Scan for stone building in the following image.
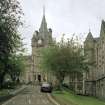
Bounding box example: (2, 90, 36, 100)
(22, 56, 32, 83)
(23, 9, 53, 84)
(84, 20, 105, 99)
(22, 8, 105, 99)
(31, 10, 53, 83)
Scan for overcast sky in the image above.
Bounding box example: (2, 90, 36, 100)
(19, 0, 105, 54)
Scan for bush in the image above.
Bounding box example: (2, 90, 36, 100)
(3, 81, 15, 89)
(62, 83, 69, 89)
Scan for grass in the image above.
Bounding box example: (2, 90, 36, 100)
(0, 89, 13, 104)
(0, 89, 10, 97)
(52, 89, 105, 105)
(0, 84, 21, 97)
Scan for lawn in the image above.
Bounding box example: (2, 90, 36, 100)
(0, 89, 10, 97)
(52, 89, 105, 105)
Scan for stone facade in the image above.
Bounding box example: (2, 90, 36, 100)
(24, 10, 53, 84)
(22, 56, 32, 83)
(84, 20, 105, 99)
(23, 10, 105, 99)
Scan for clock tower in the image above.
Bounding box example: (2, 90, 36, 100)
(31, 8, 52, 83)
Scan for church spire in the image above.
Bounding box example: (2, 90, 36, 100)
(43, 5, 45, 16)
(100, 20, 105, 38)
(86, 30, 93, 41)
(39, 6, 48, 33)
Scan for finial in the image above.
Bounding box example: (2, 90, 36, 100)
(89, 28, 91, 32)
(43, 5, 45, 16)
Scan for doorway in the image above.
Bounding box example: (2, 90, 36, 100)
(38, 74, 41, 82)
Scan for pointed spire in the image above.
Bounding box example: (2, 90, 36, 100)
(39, 6, 48, 33)
(86, 30, 93, 41)
(43, 5, 45, 16)
(100, 20, 105, 37)
(89, 28, 91, 32)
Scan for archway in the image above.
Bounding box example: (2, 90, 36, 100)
(37, 74, 41, 82)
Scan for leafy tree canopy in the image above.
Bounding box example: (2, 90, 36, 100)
(41, 35, 89, 87)
(0, 0, 24, 88)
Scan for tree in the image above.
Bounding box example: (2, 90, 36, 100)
(7, 54, 25, 83)
(41, 35, 89, 89)
(0, 0, 23, 88)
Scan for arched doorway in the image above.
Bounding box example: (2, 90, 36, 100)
(37, 74, 41, 82)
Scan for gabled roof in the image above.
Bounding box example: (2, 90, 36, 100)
(85, 31, 94, 41)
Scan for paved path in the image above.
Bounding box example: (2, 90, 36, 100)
(3, 85, 54, 105)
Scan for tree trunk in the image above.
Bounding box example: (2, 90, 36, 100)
(16, 77, 20, 83)
(56, 74, 65, 90)
(11, 74, 16, 82)
(69, 74, 71, 89)
(0, 72, 5, 89)
(75, 73, 78, 92)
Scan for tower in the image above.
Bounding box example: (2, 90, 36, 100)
(84, 31, 96, 96)
(31, 8, 52, 83)
(84, 31, 95, 63)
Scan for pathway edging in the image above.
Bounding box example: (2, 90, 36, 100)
(2, 85, 27, 105)
(47, 93, 61, 105)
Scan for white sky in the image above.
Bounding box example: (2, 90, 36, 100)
(19, 0, 105, 54)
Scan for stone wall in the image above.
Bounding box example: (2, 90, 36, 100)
(84, 20, 105, 99)
(96, 78, 105, 99)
